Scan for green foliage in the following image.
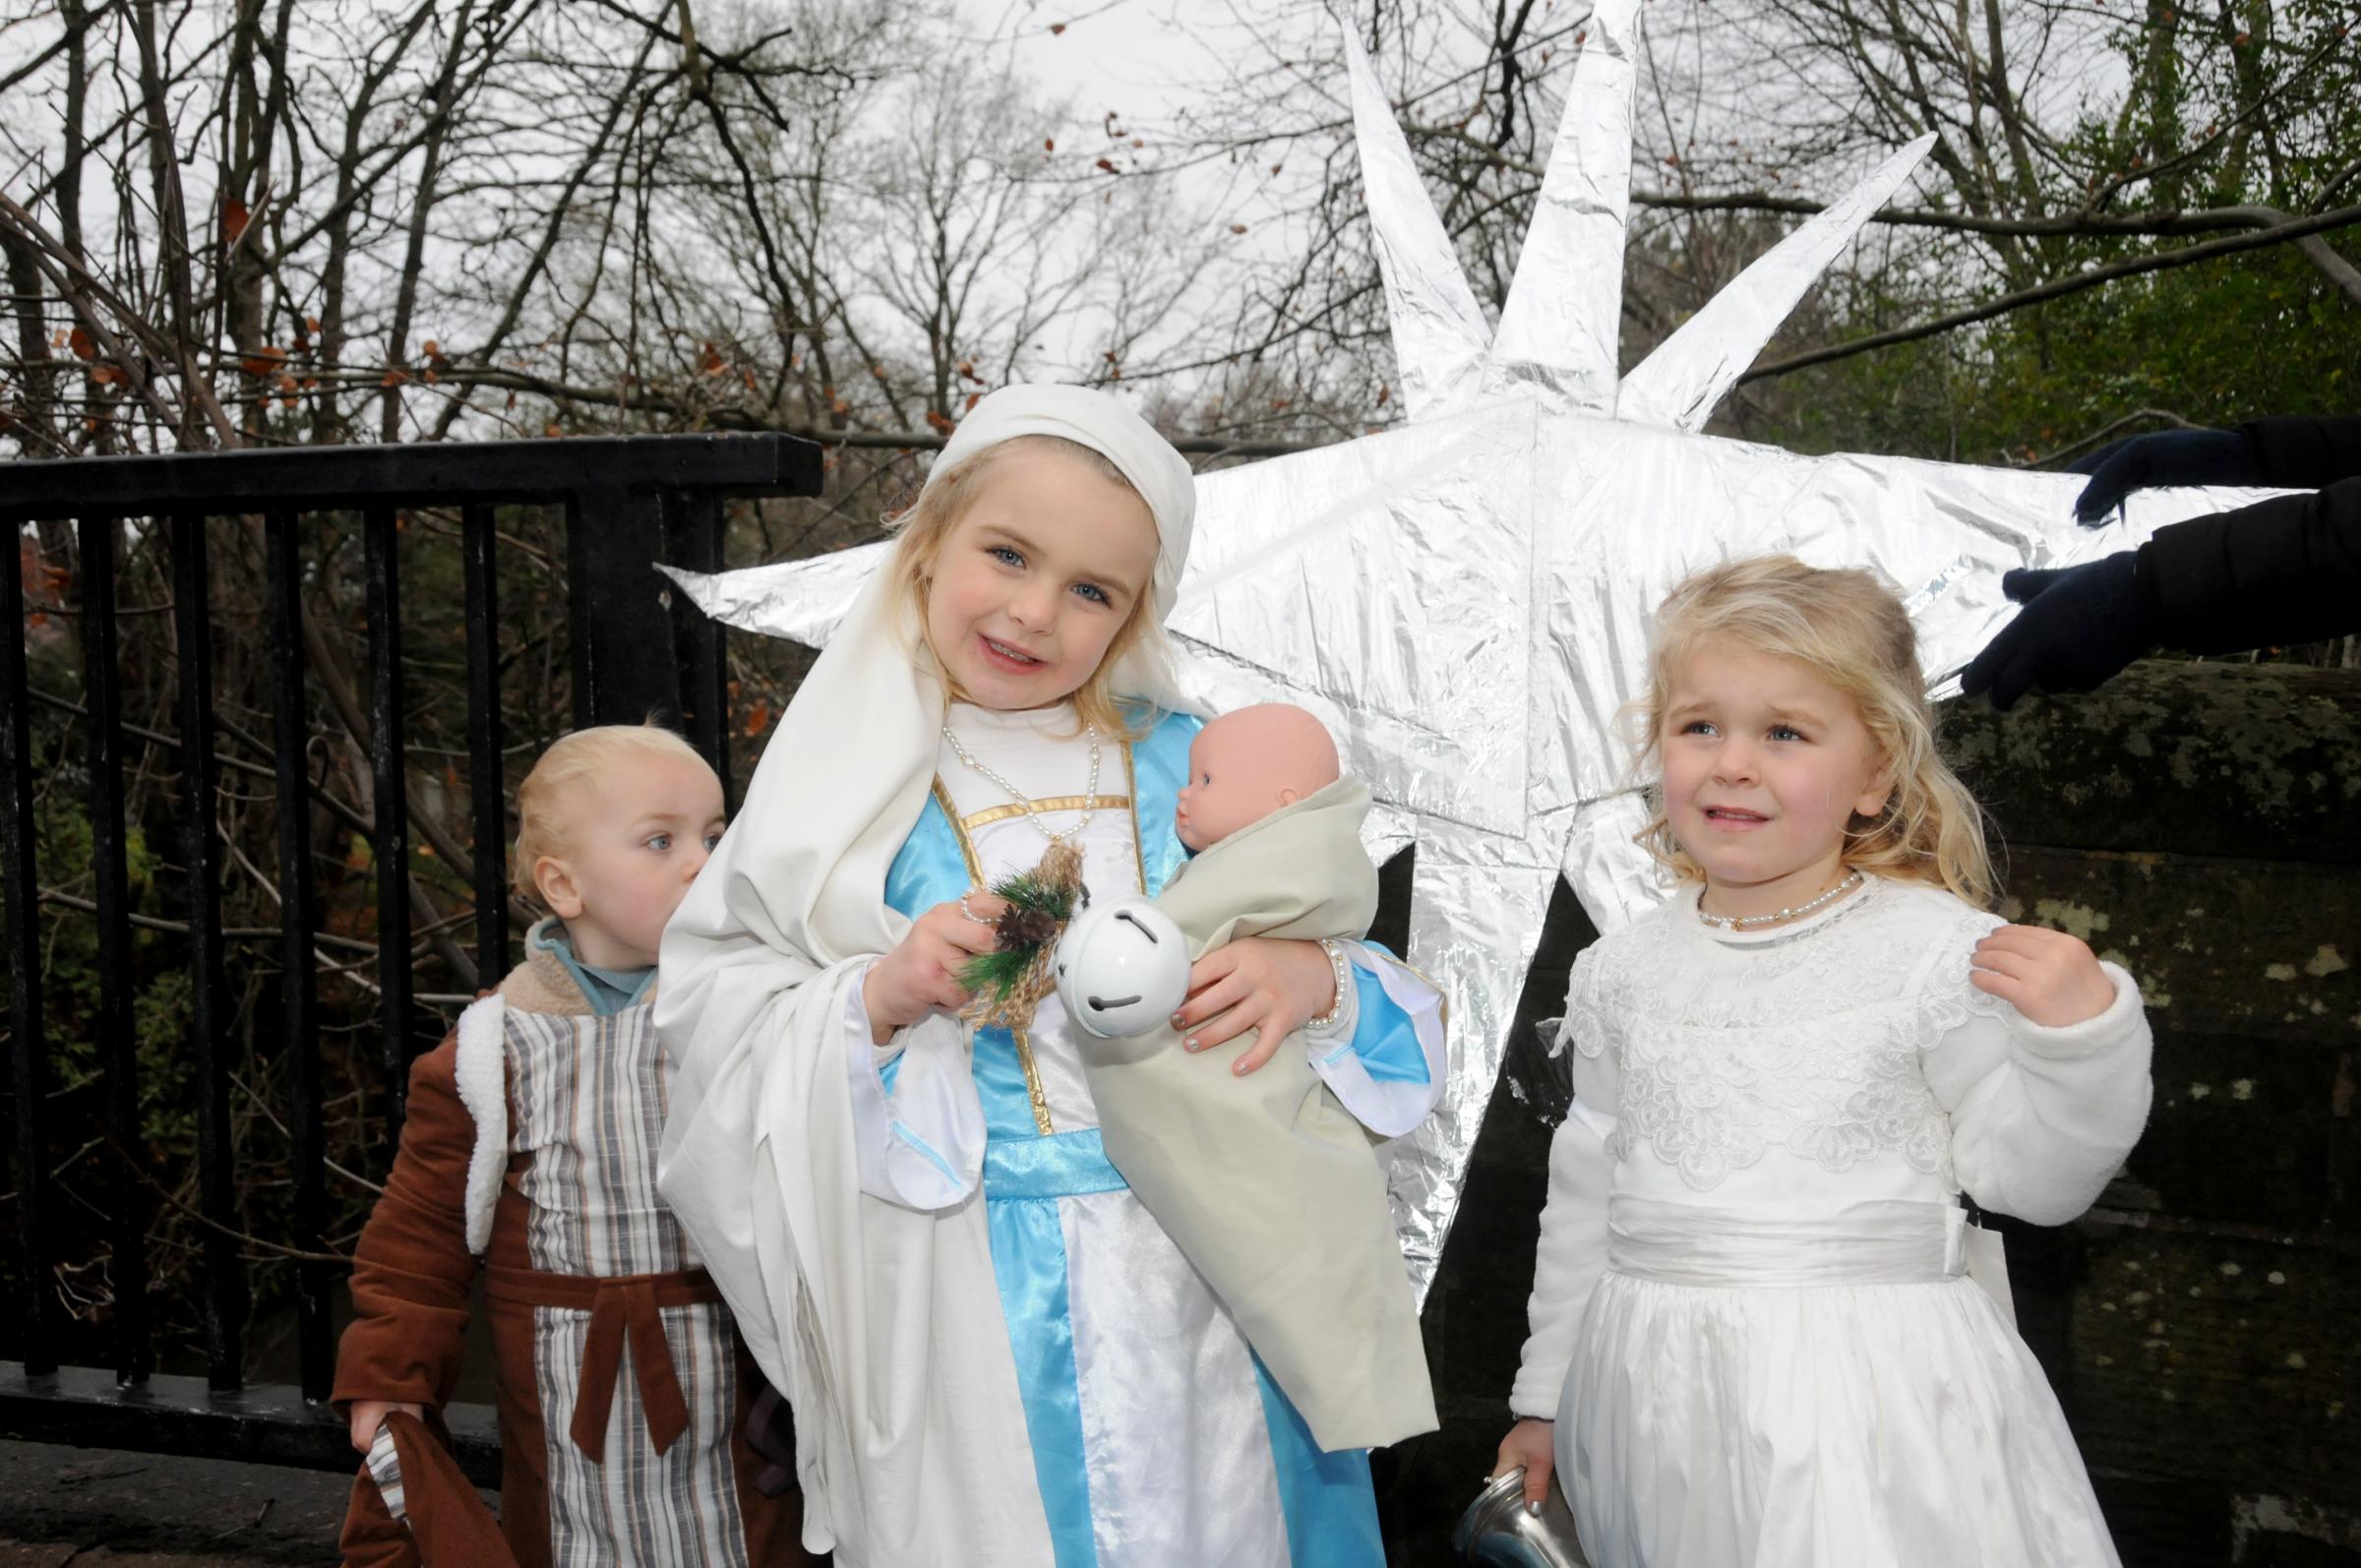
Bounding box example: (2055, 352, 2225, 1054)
(991, 864, 1079, 925)
(1747, 0, 2361, 468)
(958, 946, 1038, 998)
(1765, 244, 2360, 468)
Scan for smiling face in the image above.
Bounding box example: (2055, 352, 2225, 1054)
(532, 750, 727, 970)
(1659, 640, 1894, 919)
(919, 446, 1161, 714)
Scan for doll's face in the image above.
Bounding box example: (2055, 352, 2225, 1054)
(531, 750, 726, 970)
(1175, 706, 1340, 852)
(922, 447, 1159, 713)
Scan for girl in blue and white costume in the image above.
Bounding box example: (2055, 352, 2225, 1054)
(655, 386, 1445, 1568)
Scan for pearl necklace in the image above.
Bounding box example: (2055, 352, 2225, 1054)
(939, 718, 1102, 848)
(1696, 868, 1865, 932)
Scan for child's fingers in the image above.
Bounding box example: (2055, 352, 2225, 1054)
(1970, 943, 2041, 984)
(1176, 969, 1252, 1034)
(1987, 924, 2087, 963)
(926, 964, 970, 1011)
(1975, 928, 2042, 964)
(1230, 1012, 1289, 1075)
(1968, 965, 2025, 1005)
(927, 906, 1005, 956)
(1489, 1422, 1555, 1507)
(1184, 945, 1241, 996)
(1183, 1002, 1258, 1055)
(1522, 1454, 1554, 1510)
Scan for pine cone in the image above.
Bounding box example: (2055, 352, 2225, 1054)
(996, 906, 1061, 952)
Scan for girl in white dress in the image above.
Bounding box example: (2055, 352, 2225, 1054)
(655, 386, 1445, 1567)
(1493, 555, 2151, 1568)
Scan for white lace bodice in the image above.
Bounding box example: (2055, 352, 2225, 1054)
(1564, 876, 2010, 1202)
(1513, 873, 2153, 1420)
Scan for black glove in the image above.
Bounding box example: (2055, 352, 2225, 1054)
(2069, 427, 2250, 524)
(1960, 552, 2150, 711)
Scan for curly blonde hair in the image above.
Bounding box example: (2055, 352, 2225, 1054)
(511, 723, 714, 909)
(882, 433, 1173, 741)
(1631, 554, 1995, 907)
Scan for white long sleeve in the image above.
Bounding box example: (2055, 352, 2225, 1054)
(1304, 941, 1449, 1138)
(1510, 953, 1621, 1421)
(1922, 960, 2153, 1226)
(840, 966, 987, 1211)
(1509, 1096, 1617, 1419)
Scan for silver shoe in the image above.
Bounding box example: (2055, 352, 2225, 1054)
(1452, 1469, 1591, 1567)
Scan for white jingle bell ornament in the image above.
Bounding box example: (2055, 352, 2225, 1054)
(1054, 893, 1191, 1039)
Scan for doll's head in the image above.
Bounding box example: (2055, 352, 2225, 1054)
(1632, 555, 1992, 907)
(886, 432, 1172, 737)
(514, 725, 726, 969)
(1175, 703, 1342, 853)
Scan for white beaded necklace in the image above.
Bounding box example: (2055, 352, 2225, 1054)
(939, 718, 1103, 848)
(1696, 868, 1865, 932)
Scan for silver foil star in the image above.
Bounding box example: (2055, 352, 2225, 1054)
(666, 0, 2278, 1298)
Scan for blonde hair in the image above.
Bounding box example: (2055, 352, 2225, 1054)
(1632, 555, 1995, 907)
(512, 723, 714, 909)
(883, 433, 1172, 741)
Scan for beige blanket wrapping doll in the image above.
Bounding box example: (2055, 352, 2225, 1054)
(1081, 705, 1436, 1452)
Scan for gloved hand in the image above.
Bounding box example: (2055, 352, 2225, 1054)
(1961, 552, 2150, 711)
(2068, 427, 2250, 524)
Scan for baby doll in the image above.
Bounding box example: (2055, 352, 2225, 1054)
(1075, 702, 1437, 1452)
(332, 725, 806, 1568)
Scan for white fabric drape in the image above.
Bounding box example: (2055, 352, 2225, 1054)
(654, 387, 1196, 1564)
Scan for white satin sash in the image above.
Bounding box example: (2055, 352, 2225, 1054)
(1607, 1196, 2012, 1316)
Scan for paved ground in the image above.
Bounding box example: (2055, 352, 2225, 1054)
(0, 1440, 357, 1566)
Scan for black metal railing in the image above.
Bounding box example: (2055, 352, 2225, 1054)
(0, 434, 820, 1478)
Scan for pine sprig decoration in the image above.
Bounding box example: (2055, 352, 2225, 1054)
(958, 839, 1086, 1030)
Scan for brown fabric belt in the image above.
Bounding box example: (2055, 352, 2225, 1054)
(485, 1263, 722, 1462)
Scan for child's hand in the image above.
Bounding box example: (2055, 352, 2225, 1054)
(1491, 1417, 1556, 1511)
(1175, 937, 1337, 1076)
(348, 1399, 424, 1454)
(861, 895, 1008, 1045)
(1970, 924, 2117, 1027)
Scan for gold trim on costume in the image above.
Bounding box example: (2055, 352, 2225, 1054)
(958, 796, 1132, 833)
(933, 776, 1055, 1136)
(1120, 738, 1148, 894)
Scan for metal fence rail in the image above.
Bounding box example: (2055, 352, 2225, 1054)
(0, 433, 821, 1479)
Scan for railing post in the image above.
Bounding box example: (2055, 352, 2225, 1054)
(568, 487, 682, 730)
(264, 512, 331, 1405)
(77, 514, 149, 1386)
(663, 489, 732, 805)
(362, 507, 412, 1135)
(1, 525, 56, 1375)
(170, 513, 246, 1392)
(462, 503, 509, 985)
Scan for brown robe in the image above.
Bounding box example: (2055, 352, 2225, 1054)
(332, 938, 815, 1566)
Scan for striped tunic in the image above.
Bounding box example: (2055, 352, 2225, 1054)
(502, 1001, 749, 1566)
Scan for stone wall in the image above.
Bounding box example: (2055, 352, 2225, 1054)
(1382, 659, 2361, 1566)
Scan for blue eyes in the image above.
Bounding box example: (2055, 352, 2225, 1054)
(704, 831, 723, 851)
(647, 833, 673, 852)
(985, 542, 1113, 606)
(1677, 721, 1808, 743)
